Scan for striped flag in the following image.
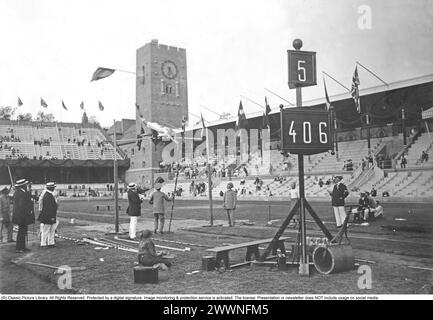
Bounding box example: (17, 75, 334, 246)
(323, 78, 332, 111)
(235, 100, 248, 131)
(17, 97, 23, 107)
(98, 101, 104, 111)
(262, 97, 271, 129)
(200, 113, 207, 139)
(91, 67, 115, 82)
(351, 66, 361, 113)
(80, 101, 84, 110)
(62, 100, 68, 110)
(41, 98, 48, 108)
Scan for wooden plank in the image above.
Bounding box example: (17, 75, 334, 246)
(206, 237, 291, 253)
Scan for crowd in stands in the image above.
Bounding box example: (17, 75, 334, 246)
(33, 138, 51, 146)
(0, 135, 21, 143)
(421, 150, 429, 163)
(189, 181, 207, 196)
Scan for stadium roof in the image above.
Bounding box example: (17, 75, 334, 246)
(188, 73, 433, 131)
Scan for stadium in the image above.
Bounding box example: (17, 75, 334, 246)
(1, 3, 433, 299)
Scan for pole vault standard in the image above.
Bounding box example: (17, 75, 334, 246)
(260, 39, 333, 276)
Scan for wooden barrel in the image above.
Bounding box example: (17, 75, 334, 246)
(312, 245, 354, 274)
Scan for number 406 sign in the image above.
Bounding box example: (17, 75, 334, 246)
(281, 108, 332, 155)
(287, 50, 317, 89)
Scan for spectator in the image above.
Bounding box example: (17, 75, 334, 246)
(400, 155, 407, 168)
(371, 187, 377, 197)
(223, 182, 237, 227)
(421, 150, 429, 163)
(0, 186, 14, 242)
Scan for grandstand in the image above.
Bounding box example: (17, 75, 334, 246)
(1, 76, 432, 202)
(153, 75, 433, 201)
(0, 120, 129, 186)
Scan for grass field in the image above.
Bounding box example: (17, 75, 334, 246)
(1, 198, 432, 295)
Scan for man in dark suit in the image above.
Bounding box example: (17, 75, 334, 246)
(127, 183, 142, 240)
(12, 179, 35, 252)
(38, 182, 58, 247)
(328, 176, 349, 228)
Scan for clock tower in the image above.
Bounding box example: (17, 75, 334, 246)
(126, 39, 188, 185)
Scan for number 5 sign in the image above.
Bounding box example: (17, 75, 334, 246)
(287, 50, 317, 89)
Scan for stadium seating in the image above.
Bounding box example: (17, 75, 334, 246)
(404, 133, 433, 167)
(0, 122, 124, 160)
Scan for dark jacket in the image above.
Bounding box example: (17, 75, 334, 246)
(127, 190, 142, 217)
(37, 191, 58, 224)
(12, 188, 35, 226)
(331, 183, 349, 207)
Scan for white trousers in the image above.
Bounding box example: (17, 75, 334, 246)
(129, 216, 138, 239)
(40, 221, 58, 246)
(333, 206, 347, 227)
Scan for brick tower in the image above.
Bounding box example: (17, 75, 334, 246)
(126, 39, 188, 185)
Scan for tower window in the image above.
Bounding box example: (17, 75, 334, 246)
(165, 84, 173, 94)
(175, 81, 179, 97)
(161, 79, 164, 95)
(141, 66, 145, 85)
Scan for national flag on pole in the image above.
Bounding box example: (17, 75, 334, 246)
(41, 98, 48, 108)
(235, 100, 248, 131)
(17, 97, 23, 107)
(351, 66, 361, 113)
(200, 113, 207, 139)
(323, 78, 332, 111)
(62, 100, 68, 110)
(262, 97, 271, 129)
(91, 67, 115, 82)
(137, 125, 145, 150)
(98, 101, 104, 111)
(181, 116, 186, 135)
(80, 101, 84, 110)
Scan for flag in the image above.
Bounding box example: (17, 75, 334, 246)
(80, 101, 84, 110)
(17, 97, 23, 107)
(135, 103, 144, 118)
(235, 100, 248, 131)
(41, 98, 48, 108)
(98, 101, 104, 111)
(262, 97, 271, 129)
(62, 100, 68, 110)
(323, 78, 332, 111)
(200, 113, 207, 139)
(181, 116, 186, 137)
(137, 125, 145, 150)
(351, 66, 361, 113)
(91, 67, 115, 82)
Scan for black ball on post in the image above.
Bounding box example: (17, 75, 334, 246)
(293, 39, 303, 50)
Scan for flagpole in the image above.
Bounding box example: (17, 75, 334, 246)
(200, 105, 222, 118)
(356, 61, 389, 86)
(113, 119, 119, 233)
(114, 69, 136, 75)
(206, 126, 214, 226)
(264, 88, 295, 106)
(240, 95, 265, 110)
(322, 71, 352, 92)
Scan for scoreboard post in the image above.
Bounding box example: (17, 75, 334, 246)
(262, 39, 333, 276)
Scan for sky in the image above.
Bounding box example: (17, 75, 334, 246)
(0, 0, 432, 127)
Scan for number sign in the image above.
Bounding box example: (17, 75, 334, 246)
(281, 108, 332, 155)
(287, 50, 317, 89)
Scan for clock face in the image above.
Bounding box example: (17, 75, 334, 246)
(161, 60, 178, 79)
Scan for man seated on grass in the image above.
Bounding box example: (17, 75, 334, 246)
(137, 230, 172, 270)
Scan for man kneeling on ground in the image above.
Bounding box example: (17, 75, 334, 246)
(352, 191, 383, 225)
